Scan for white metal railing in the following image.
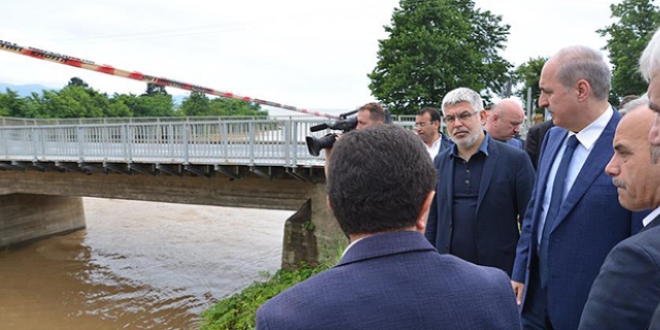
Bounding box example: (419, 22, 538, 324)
(0, 119, 416, 167)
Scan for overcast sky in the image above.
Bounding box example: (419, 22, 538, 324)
(0, 0, 617, 116)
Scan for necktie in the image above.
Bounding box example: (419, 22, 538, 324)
(539, 135, 579, 287)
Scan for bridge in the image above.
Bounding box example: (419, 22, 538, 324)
(0, 115, 415, 268)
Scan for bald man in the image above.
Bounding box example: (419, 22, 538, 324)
(485, 99, 525, 149)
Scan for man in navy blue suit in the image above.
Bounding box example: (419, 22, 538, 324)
(512, 46, 642, 330)
(425, 88, 534, 276)
(485, 99, 526, 150)
(579, 102, 660, 329)
(256, 124, 521, 330)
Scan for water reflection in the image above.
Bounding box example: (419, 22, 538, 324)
(0, 198, 289, 329)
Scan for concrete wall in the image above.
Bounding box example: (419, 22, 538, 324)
(0, 194, 85, 248)
(0, 170, 347, 266)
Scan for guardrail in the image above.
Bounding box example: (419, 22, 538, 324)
(0, 119, 416, 167)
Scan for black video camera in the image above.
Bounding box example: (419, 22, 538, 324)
(305, 110, 359, 156)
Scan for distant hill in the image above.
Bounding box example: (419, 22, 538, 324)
(0, 83, 56, 97)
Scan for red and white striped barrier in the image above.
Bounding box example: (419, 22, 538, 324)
(0, 39, 339, 119)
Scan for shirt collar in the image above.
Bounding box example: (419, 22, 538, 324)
(428, 135, 442, 149)
(341, 236, 366, 258)
(450, 131, 490, 158)
(643, 205, 660, 227)
(572, 105, 614, 150)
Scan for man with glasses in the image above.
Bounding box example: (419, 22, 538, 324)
(415, 107, 452, 160)
(425, 87, 534, 276)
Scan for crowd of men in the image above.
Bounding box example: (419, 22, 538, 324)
(254, 27, 660, 330)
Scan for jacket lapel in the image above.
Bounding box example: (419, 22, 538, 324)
(550, 111, 619, 232)
(476, 139, 498, 215)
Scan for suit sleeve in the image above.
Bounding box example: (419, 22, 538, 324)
(256, 306, 272, 330)
(424, 156, 442, 247)
(579, 240, 660, 329)
(515, 152, 535, 225)
(524, 126, 540, 169)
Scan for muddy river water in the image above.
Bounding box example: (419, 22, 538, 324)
(0, 198, 290, 329)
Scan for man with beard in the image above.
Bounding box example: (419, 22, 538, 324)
(425, 87, 534, 276)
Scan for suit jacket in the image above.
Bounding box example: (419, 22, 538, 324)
(507, 137, 524, 150)
(649, 298, 660, 330)
(579, 213, 660, 330)
(256, 231, 521, 330)
(512, 109, 644, 330)
(425, 135, 535, 275)
(525, 119, 555, 169)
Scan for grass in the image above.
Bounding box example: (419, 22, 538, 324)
(198, 263, 332, 330)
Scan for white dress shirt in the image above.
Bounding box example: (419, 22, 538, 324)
(643, 206, 660, 227)
(537, 106, 614, 247)
(425, 136, 442, 160)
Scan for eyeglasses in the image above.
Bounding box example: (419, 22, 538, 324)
(414, 122, 433, 128)
(445, 110, 479, 124)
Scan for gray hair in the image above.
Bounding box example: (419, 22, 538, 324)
(441, 87, 484, 114)
(554, 46, 611, 101)
(620, 97, 649, 116)
(640, 27, 660, 82)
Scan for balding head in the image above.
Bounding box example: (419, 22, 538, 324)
(485, 99, 525, 141)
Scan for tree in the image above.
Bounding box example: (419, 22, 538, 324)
(181, 91, 211, 116)
(368, 0, 511, 114)
(67, 77, 89, 88)
(514, 57, 547, 114)
(143, 82, 168, 96)
(0, 89, 27, 117)
(598, 0, 660, 104)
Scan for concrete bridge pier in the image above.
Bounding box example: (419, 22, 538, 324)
(281, 183, 347, 269)
(0, 194, 86, 248)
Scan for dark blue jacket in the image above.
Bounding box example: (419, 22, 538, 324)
(256, 231, 521, 330)
(513, 109, 643, 330)
(579, 213, 660, 330)
(425, 134, 535, 275)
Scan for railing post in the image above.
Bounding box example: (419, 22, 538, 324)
(249, 121, 255, 165)
(292, 120, 298, 166)
(77, 126, 84, 162)
(284, 120, 291, 166)
(31, 127, 38, 161)
(221, 121, 228, 163)
(183, 123, 189, 164)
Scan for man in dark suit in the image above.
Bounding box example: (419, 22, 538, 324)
(525, 119, 555, 169)
(256, 125, 521, 330)
(579, 103, 660, 329)
(485, 99, 527, 150)
(512, 46, 643, 330)
(425, 88, 535, 276)
(415, 107, 452, 161)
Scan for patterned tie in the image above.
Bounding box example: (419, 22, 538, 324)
(539, 135, 579, 287)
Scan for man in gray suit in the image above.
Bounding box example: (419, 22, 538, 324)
(579, 102, 660, 329)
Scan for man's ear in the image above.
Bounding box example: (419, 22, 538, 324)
(416, 191, 435, 234)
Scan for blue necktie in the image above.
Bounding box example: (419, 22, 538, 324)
(539, 135, 579, 287)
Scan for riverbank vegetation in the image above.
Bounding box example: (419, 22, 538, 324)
(199, 263, 331, 330)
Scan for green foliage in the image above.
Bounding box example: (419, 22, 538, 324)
(598, 0, 660, 104)
(368, 0, 512, 114)
(199, 263, 331, 330)
(0, 78, 268, 119)
(514, 57, 547, 114)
